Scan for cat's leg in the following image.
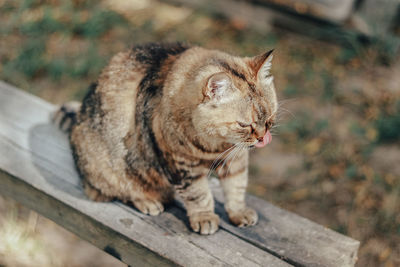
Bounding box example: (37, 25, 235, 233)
(220, 170, 258, 227)
(126, 168, 173, 216)
(175, 176, 220, 235)
(218, 151, 258, 227)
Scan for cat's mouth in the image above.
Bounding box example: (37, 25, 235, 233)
(254, 129, 272, 148)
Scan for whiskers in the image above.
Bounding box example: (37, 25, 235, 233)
(276, 98, 296, 121)
(207, 142, 247, 178)
(270, 98, 295, 137)
(269, 124, 281, 136)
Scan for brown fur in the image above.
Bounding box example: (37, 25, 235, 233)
(55, 43, 278, 234)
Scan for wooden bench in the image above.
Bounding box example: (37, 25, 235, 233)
(162, 0, 400, 57)
(0, 81, 360, 266)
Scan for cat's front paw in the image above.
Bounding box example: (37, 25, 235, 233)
(133, 199, 164, 216)
(189, 212, 220, 235)
(228, 207, 258, 227)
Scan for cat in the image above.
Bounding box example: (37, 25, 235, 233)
(53, 42, 277, 235)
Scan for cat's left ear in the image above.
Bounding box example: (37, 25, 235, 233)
(250, 49, 274, 84)
(204, 72, 232, 101)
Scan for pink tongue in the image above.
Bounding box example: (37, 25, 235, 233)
(255, 130, 272, 148)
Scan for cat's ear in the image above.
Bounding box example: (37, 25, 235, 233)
(204, 72, 232, 101)
(250, 49, 274, 84)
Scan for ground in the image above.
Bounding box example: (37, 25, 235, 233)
(0, 0, 399, 266)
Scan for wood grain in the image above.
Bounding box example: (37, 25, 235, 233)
(0, 81, 359, 266)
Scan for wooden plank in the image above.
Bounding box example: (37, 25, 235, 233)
(161, 0, 355, 26)
(0, 171, 176, 267)
(160, 0, 276, 32)
(212, 189, 360, 267)
(0, 81, 291, 267)
(255, 0, 355, 22)
(0, 81, 360, 266)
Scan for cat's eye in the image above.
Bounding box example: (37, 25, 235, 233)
(237, 121, 254, 132)
(237, 121, 251, 128)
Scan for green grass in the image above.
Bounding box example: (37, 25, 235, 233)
(19, 8, 65, 36)
(4, 38, 47, 78)
(1, 2, 128, 81)
(70, 8, 128, 38)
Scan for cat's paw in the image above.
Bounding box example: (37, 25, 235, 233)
(228, 207, 258, 227)
(189, 212, 220, 235)
(133, 199, 164, 216)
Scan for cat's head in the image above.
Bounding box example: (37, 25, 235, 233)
(192, 50, 277, 148)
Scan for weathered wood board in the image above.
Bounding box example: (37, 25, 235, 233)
(162, 0, 355, 26)
(249, 0, 355, 23)
(0, 81, 360, 266)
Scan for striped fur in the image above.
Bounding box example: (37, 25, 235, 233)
(57, 43, 278, 235)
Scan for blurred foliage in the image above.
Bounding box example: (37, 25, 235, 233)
(1, 0, 128, 82)
(375, 102, 400, 143)
(0, 0, 399, 266)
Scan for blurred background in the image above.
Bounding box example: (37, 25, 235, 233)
(0, 0, 399, 266)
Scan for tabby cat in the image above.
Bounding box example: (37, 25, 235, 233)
(54, 43, 277, 235)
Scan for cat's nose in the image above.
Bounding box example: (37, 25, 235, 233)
(257, 136, 264, 142)
(254, 128, 266, 140)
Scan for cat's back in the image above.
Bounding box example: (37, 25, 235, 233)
(74, 43, 192, 151)
(81, 51, 142, 143)
(73, 49, 146, 159)
(92, 42, 191, 114)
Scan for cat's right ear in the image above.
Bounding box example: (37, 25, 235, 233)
(250, 49, 274, 84)
(203, 72, 232, 101)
